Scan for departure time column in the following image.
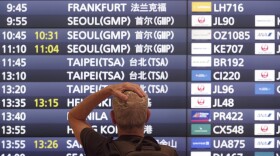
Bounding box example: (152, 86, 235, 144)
(0, 2, 29, 155)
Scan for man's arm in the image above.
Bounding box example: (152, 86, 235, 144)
(68, 82, 145, 144)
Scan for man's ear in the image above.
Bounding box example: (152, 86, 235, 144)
(110, 110, 117, 124)
(146, 109, 151, 122)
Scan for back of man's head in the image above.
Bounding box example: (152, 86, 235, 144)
(112, 91, 148, 130)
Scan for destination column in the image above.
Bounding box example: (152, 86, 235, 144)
(0, 0, 188, 155)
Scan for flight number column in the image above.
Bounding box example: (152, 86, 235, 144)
(188, 1, 253, 156)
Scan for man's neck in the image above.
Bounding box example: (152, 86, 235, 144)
(117, 128, 144, 137)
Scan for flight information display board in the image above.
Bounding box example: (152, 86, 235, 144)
(0, 0, 279, 156)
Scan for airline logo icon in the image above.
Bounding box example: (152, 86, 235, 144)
(191, 111, 211, 122)
(255, 84, 275, 95)
(255, 70, 275, 81)
(255, 152, 274, 156)
(191, 97, 211, 108)
(192, 15, 212, 27)
(191, 124, 211, 135)
(191, 56, 212, 67)
(255, 15, 275, 27)
(192, 2, 212, 12)
(255, 30, 275, 40)
(254, 110, 275, 121)
(191, 43, 212, 54)
(191, 29, 212, 40)
(255, 43, 275, 54)
(254, 138, 274, 148)
(254, 124, 275, 135)
(191, 138, 211, 149)
(191, 151, 211, 156)
(191, 70, 211, 81)
(191, 83, 211, 95)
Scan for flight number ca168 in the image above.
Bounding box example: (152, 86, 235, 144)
(213, 153, 244, 156)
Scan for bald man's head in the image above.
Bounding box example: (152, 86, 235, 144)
(112, 91, 148, 130)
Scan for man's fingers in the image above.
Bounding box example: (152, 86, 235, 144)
(114, 91, 128, 101)
(124, 83, 145, 97)
(134, 87, 145, 97)
(111, 82, 146, 99)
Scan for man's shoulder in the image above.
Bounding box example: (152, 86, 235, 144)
(113, 135, 178, 156)
(116, 135, 143, 141)
(159, 144, 178, 155)
(80, 128, 109, 156)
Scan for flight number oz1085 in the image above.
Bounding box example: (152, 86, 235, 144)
(213, 31, 250, 40)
